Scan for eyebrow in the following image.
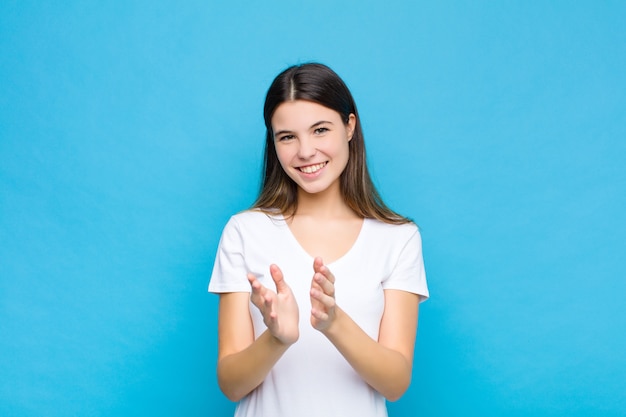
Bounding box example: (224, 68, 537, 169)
(274, 120, 334, 137)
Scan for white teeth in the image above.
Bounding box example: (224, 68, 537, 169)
(299, 162, 327, 174)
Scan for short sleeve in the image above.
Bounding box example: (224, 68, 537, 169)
(208, 217, 251, 293)
(382, 228, 429, 302)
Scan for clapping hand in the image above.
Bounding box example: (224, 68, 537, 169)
(310, 257, 337, 331)
(248, 264, 299, 345)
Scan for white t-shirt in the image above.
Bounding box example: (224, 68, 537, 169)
(209, 210, 429, 417)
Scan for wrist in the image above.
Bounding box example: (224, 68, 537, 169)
(320, 306, 344, 338)
(269, 331, 298, 348)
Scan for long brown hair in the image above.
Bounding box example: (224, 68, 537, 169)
(252, 63, 410, 225)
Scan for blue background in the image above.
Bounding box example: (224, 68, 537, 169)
(1, 1, 625, 416)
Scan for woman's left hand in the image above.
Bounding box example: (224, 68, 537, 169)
(310, 257, 337, 331)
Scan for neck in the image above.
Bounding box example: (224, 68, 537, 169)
(295, 183, 358, 219)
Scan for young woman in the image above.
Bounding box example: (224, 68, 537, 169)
(209, 63, 429, 417)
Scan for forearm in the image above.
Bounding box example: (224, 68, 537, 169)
(322, 307, 412, 401)
(217, 330, 292, 402)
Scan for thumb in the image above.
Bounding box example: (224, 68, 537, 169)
(269, 264, 289, 293)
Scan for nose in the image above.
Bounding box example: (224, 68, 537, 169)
(297, 137, 316, 160)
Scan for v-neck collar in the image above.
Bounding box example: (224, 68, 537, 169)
(276, 214, 368, 267)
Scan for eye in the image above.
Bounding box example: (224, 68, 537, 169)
(277, 134, 295, 142)
(314, 127, 329, 135)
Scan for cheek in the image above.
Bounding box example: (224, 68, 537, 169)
(274, 145, 294, 172)
(274, 144, 288, 164)
(338, 140, 351, 163)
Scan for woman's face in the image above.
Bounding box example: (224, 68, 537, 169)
(271, 100, 356, 196)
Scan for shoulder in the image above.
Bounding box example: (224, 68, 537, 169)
(226, 209, 282, 227)
(221, 210, 287, 241)
(365, 218, 420, 242)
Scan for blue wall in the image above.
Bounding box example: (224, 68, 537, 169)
(1, 1, 624, 416)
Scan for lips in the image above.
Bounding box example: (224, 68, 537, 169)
(297, 162, 328, 174)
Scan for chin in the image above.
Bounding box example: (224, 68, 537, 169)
(299, 186, 326, 195)
(298, 182, 336, 195)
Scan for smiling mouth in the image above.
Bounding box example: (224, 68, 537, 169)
(297, 162, 328, 174)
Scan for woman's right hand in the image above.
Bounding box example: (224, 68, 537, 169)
(217, 266, 299, 401)
(248, 264, 299, 345)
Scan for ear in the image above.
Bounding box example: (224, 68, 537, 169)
(346, 114, 356, 141)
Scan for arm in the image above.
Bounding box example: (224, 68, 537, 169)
(217, 265, 299, 402)
(310, 258, 419, 401)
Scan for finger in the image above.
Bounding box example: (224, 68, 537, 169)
(310, 287, 336, 308)
(311, 307, 329, 322)
(313, 257, 324, 274)
(248, 273, 264, 295)
(248, 273, 268, 307)
(313, 272, 335, 297)
(264, 294, 277, 319)
(310, 281, 323, 306)
(318, 264, 335, 284)
(269, 264, 290, 293)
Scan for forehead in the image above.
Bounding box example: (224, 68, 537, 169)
(271, 100, 342, 130)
